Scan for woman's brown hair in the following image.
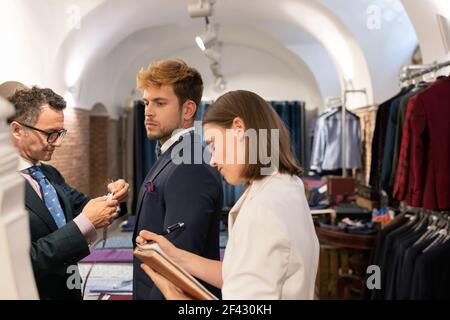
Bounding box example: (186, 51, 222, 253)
(203, 90, 303, 181)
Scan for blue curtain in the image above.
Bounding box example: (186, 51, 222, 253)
(132, 100, 157, 214)
(132, 100, 305, 211)
(270, 101, 306, 166)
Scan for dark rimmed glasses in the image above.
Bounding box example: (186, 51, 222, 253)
(19, 123, 67, 144)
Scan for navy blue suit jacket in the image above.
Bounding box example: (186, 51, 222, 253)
(132, 132, 223, 300)
(26, 164, 91, 300)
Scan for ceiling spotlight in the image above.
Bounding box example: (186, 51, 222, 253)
(204, 48, 221, 62)
(195, 24, 217, 51)
(188, 0, 214, 18)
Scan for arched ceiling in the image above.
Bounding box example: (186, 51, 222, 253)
(52, 0, 377, 114)
(79, 24, 327, 112)
(46, 0, 447, 115)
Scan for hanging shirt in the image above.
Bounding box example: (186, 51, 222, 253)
(310, 109, 362, 172)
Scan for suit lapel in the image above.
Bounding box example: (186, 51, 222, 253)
(133, 153, 172, 231)
(133, 133, 195, 237)
(227, 186, 250, 231)
(25, 182, 58, 232)
(147, 154, 173, 184)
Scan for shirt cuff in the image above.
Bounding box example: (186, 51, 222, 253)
(74, 213, 97, 246)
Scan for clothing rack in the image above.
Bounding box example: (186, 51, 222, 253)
(342, 89, 367, 177)
(324, 96, 342, 109)
(400, 60, 450, 82)
(403, 205, 450, 216)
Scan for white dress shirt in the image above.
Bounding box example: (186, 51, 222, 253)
(160, 127, 195, 155)
(222, 173, 320, 300)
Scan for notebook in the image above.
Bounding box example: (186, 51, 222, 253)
(134, 243, 218, 300)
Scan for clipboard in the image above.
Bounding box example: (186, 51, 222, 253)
(134, 243, 218, 300)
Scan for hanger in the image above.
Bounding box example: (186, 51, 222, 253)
(413, 213, 439, 246)
(412, 209, 429, 232)
(443, 214, 450, 243)
(422, 212, 450, 252)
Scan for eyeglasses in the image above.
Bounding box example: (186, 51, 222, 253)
(19, 123, 67, 144)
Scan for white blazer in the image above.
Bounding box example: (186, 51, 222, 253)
(222, 173, 319, 300)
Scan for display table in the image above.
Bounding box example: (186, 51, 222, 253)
(315, 225, 376, 300)
(80, 217, 133, 300)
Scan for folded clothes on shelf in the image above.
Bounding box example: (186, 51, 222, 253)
(308, 185, 330, 209)
(316, 215, 377, 235)
(338, 217, 377, 235)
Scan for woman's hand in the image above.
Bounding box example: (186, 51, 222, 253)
(136, 230, 182, 264)
(140, 264, 193, 300)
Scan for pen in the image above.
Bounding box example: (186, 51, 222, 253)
(161, 222, 185, 236)
(137, 222, 185, 246)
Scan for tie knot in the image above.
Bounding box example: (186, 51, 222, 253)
(155, 143, 162, 159)
(28, 166, 46, 182)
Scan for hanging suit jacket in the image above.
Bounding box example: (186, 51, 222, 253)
(409, 238, 450, 299)
(370, 86, 413, 192)
(26, 164, 91, 300)
(410, 77, 450, 210)
(132, 132, 223, 300)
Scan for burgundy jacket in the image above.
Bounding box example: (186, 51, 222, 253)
(410, 76, 450, 210)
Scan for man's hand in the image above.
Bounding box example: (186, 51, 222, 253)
(83, 196, 118, 229)
(107, 179, 129, 203)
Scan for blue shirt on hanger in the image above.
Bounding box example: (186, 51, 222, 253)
(310, 109, 362, 172)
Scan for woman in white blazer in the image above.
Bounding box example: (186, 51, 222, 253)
(137, 90, 320, 300)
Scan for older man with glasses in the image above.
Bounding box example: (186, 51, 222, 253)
(2, 84, 130, 300)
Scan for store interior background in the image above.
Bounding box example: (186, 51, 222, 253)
(1, 0, 450, 196)
(1, 0, 450, 299)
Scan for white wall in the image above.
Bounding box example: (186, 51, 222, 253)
(402, 0, 450, 74)
(321, 0, 419, 104)
(288, 43, 341, 100)
(0, 0, 49, 86)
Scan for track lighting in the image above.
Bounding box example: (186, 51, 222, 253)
(188, 0, 226, 91)
(214, 76, 226, 91)
(188, 0, 214, 18)
(210, 62, 222, 77)
(204, 48, 221, 62)
(195, 24, 217, 51)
